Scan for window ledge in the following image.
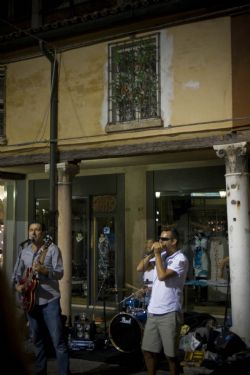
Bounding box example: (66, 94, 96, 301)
(0, 136, 7, 145)
(106, 118, 163, 133)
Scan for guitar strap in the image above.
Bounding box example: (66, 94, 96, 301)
(31, 242, 50, 274)
(37, 245, 49, 265)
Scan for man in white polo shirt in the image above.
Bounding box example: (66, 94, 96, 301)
(141, 228, 189, 375)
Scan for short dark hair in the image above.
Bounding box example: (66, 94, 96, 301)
(29, 222, 46, 232)
(165, 227, 179, 243)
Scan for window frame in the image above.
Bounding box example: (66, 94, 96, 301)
(106, 33, 162, 133)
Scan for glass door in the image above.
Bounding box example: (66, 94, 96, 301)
(91, 195, 117, 307)
(71, 197, 89, 304)
(0, 184, 5, 268)
(95, 216, 115, 300)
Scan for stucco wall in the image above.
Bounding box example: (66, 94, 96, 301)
(59, 44, 107, 138)
(171, 17, 232, 128)
(6, 57, 50, 144)
(5, 17, 232, 148)
(231, 13, 250, 127)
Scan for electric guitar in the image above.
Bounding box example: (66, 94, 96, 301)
(20, 266, 39, 313)
(20, 235, 52, 313)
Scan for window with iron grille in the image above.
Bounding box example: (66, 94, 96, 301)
(0, 66, 6, 143)
(107, 34, 161, 131)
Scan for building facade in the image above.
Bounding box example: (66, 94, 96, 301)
(1, 0, 250, 343)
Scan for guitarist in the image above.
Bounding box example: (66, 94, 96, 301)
(13, 222, 70, 375)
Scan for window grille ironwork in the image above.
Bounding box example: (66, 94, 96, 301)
(0, 66, 6, 138)
(108, 34, 160, 125)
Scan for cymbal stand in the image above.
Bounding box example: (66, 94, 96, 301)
(91, 276, 106, 322)
(102, 290, 108, 337)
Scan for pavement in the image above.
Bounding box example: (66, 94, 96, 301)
(26, 335, 151, 374)
(24, 306, 250, 374)
(36, 356, 215, 375)
(26, 336, 214, 375)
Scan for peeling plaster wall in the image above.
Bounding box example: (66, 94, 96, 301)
(59, 43, 107, 138)
(171, 17, 232, 128)
(5, 17, 232, 147)
(6, 57, 50, 144)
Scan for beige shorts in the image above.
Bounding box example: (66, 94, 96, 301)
(141, 311, 182, 357)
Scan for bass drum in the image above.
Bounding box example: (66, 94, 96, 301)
(109, 311, 146, 353)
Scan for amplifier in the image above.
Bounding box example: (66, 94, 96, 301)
(72, 320, 95, 341)
(69, 338, 95, 351)
(72, 314, 96, 341)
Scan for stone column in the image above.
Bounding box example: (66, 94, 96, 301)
(57, 162, 79, 325)
(214, 142, 250, 345)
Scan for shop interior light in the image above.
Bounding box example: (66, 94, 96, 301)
(190, 192, 224, 198)
(219, 190, 227, 198)
(155, 191, 161, 198)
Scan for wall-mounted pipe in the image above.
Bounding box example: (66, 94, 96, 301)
(39, 41, 58, 241)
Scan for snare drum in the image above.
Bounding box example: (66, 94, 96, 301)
(109, 311, 147, 353)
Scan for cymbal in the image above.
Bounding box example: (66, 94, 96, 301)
(106, 288, 127, 293)
(125, 282, 139, 290)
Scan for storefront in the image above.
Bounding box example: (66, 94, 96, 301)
(147, 165, 228, 311)
(0, 185, 4, 268)
(29, 173, 125, 309)
(2, 163, 229, 317)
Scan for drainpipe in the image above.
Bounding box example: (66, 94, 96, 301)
(40, 41, 58, 241)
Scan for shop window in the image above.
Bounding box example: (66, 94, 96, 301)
(107, 33, 161, 132)
(0, 190, 4, 268)
(71, 197, 89, 301)
(92, 195, 116, 305)
(0, 225, 3, 268)
(35, 198, 50, 230)
(155, 191, 228, 308)
(35, 197, 90, 302)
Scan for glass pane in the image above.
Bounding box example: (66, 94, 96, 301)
(35, 197, 89, 303)
(95, 216, 115, 303)
(109, 34, 160, 124)
(35, 198, 50, 230)
(155, 192, 228, 310)
(72, 198, 89, 303)
(0, 186, 4, 268)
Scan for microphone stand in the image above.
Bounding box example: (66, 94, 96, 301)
(91, 275, 110, 345)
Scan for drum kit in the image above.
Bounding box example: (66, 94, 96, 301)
(70, 283, 151, 353)
(108, 283, 151, 353)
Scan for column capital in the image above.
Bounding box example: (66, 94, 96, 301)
(57, 162, 80, 184)
(45, 162, 79, 184)
(213, 142, 248, 174)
